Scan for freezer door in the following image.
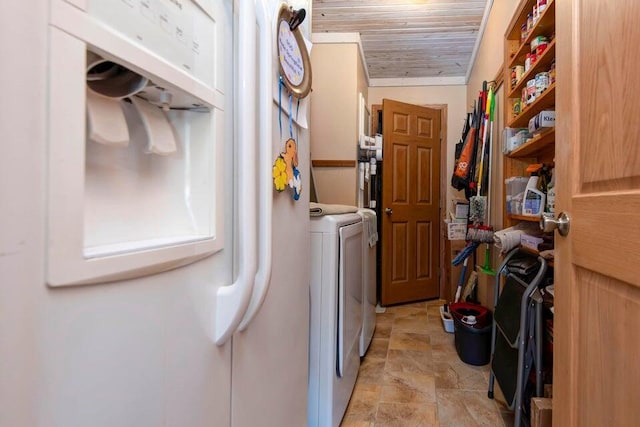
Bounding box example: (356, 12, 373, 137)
(47, 0, 227, 287)
(15, 1, 236, 426)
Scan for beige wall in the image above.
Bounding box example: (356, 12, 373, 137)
(310, 1, 521, 209)
(368, 85, 467, 208)
(467, 0, 520, 108)
(310, 43, 363, 205)
(356, 47, 369, 120)
(467, 0, 520, 231)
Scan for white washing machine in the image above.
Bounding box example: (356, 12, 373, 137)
(357, 208, 377, 356)
(308, 213, 363, 427)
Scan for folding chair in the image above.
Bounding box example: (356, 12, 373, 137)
(488, 248, 547, 427)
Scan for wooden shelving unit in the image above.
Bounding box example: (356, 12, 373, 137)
(508, 214, 541, 223)
(506, 0, 556, 68)
(508, 39, 556, 98)
(503, 0, 556, 230)
(508, 128, 555, 158)
(508, 83, 556, 128)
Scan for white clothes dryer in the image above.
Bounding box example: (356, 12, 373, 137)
(308, 213, 363, 427)
(357, 208, 377, 356)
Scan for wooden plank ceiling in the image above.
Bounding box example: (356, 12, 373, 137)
(312, 0, 488, 80)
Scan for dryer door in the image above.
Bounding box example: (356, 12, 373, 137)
(337, 222, 363, 377)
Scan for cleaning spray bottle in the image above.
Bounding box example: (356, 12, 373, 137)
(523, 172, 545, 216)
(546, 168, 555, 214)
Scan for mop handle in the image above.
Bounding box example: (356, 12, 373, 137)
(486, 87, 495, 223)
(477, 114, 489, 195)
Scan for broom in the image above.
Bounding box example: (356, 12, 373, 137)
(469, 86, 496, 244)
(468, 83, 490, 236)
(479, 87, 497, 275)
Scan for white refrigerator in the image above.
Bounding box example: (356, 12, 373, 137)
(0, 1, 311, 426)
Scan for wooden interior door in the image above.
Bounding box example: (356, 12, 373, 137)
(380, 99, 441, 305)
(555, 0, 640, 425)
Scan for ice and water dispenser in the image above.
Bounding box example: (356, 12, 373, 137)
(47, 0, 229, 286)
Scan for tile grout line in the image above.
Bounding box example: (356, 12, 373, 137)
(344, 301, 507, 426)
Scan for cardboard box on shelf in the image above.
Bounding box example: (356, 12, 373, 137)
(446, 221, 467, 240)
(451, 199, 469, 219)
(528, 110, 556, 134)
(544, 384, 553, 398)
(531, 397, 552, 427)
(521, 234, 544, 251)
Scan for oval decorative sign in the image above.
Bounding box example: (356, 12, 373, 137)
(276, 5, 312, 98)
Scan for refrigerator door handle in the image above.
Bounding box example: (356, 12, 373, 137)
(238, 0, 273, 332)
(215, 0, 258, 345)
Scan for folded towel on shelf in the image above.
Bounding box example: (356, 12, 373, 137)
(309, 202, 359, 217)
(493, 227, 524, 254)
(493, 223, 540, 254)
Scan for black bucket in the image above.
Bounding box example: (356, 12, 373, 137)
(452, 308, 493, 366)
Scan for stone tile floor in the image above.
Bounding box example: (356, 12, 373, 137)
(341, 300, 514, 427)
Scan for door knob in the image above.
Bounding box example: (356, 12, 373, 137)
(540, 212, 570, 236)
(385, 208, 393, 215)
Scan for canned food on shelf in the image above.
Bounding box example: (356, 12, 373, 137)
(537, 0, 547, 14)
(526, 79, 537, 104)
(531, 36, 546, 52)
(513, 98, 522, 116)
(531, 36, 549, 57)
(535, 72, 550, 97)
(515, 65, 525, 82)
(525, 53, 537, 72)
(521, 23, 528, 43)
(549, 60, 556, 84)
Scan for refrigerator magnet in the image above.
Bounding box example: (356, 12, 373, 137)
(273, 138, 301, 200)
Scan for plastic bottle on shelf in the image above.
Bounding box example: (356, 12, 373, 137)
(523, 174, 546, 216)
(546, 168, 555, 214)
(538, 0, 548, 15)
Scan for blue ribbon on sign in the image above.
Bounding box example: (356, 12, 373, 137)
(277, 75, 304, 202)
(295, 98, 300, 140)
(278, 76, 283, 138)
(288, 93, 293, 138)
(278, 75, 301, 140)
